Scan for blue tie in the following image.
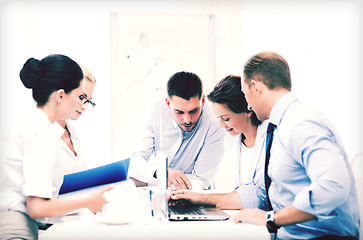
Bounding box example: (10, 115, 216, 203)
(265, 122, 276, 210)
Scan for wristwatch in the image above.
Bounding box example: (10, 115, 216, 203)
(265, 210, 280, 233)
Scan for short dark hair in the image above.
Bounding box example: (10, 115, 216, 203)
(208, 75, 261, 127)
(20, 54, 83, 107)
(167, 71, 202, 100)
(243, 51, 291, 90)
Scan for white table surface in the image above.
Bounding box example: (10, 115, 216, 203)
(39, 185, 269, 240)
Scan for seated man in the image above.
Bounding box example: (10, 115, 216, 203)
(128, 71, 225, 190)
(172, 53, 360, 239)
(233, 51, 359, 239)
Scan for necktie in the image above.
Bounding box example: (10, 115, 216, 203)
(265, 122, 276, 210)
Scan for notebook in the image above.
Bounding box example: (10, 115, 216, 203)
(155, 152, 229, 221)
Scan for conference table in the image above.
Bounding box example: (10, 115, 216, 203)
(39, 182, 269, 240)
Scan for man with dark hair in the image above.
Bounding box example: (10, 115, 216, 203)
(129, 71, 225, 190)
(233, 51, 360, 239)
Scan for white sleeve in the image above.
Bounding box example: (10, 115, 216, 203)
(129, 105, 157, 183)
(23, 125, 59, 198)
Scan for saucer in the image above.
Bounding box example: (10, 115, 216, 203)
(96, 211, 131, 225)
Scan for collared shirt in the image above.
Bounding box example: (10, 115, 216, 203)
(230, 120, 268, 186)
(0, 108, 65, 220)
(233, 120, 271, 209)
(129, 98, 226, 188)
(59, 121, 87, 175)
(266, 92, 359, 239)
(239, 143, 255, 184)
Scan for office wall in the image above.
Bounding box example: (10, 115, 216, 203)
(1, 0, 362, 169)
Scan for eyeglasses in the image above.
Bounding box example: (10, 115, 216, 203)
(78, 95, 96, 108)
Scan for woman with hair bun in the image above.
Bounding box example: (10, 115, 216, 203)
(0, 54, 111, 240)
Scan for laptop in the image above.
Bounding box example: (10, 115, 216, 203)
(168, 198, 230, 221)
(155, 152, 229, 221)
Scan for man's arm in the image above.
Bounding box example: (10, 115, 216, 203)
(287, 121, 353, 217)
(128, 106, 157, 184)
(273, 205, 316, 226)
(232, 205, 315, 226)
(190, 126, 226, 188)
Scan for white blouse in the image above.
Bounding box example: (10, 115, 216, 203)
(0, 108, 65, 215)
(225, 120, 268, 188)
(58, 121, 87, 175)
(239, 142, 256, 185)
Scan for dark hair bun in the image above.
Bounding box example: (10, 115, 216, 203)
(20, 58, 43, 89)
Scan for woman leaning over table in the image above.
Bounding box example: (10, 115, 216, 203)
(56, 64, 96, 175)
(0, 54, 111, 240)
(171, 75, 268, 210)
(210, 75, 267, 189)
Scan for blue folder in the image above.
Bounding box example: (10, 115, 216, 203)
(59, 158, 130, 195)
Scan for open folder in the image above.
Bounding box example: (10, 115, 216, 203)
(59, 158, 130, 195)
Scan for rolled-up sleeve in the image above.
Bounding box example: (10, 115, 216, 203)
(289, 122, 352, 220)
(236, 181, 270, 210)
(23, 125, 62, 199)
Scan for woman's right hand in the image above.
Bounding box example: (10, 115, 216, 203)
(87, 185, 113, 214)
(170, 189, 203, 204)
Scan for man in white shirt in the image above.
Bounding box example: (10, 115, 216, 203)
(129, 71, 226, 190)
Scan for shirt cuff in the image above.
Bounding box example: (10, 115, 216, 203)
(129, 157, 158, 184)
(292, 187, 338, 221)
(23, 182, 53, 199)
(235, 183, 261, 209)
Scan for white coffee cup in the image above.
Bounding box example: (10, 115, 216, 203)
(97, 202, 134, 225)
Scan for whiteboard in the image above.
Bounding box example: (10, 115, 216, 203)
(110, 11, 215, 160)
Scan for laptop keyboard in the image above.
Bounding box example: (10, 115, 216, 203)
(168, 199, 208, 215)
(168, 199, 229, 221)
(169, 205, 203, 215)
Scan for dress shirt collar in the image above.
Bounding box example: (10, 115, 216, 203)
(53, 119, 66, 137)
(35, 108, 66, 137)
(172, 119, 179, 129)
(268, 92, 298, 127)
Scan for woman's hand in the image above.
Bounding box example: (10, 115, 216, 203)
(87, 185, 113, 214)
(170, 189, 203, 204)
